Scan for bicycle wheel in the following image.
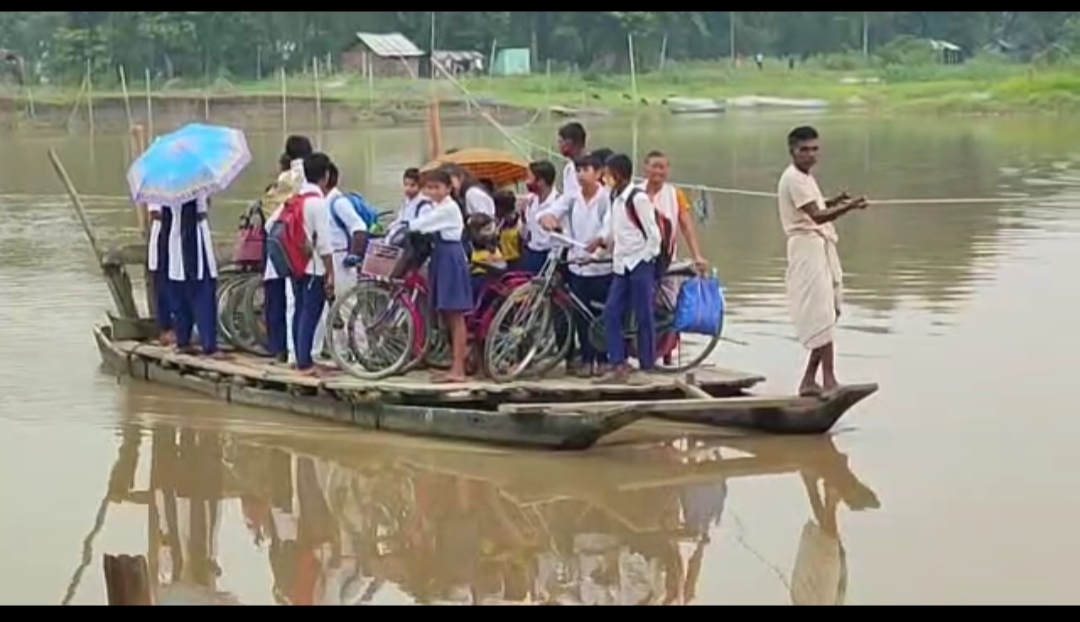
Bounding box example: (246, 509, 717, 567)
(328, 280, 418, 380)
(234, 275, 270, 355)
(215, 274, 245, 348)
(483, 283, 568, 383)
(359, 281, 431, 373)
(651, 310, 724, 374)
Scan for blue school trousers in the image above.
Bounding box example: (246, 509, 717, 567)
(603, 261, 657, 370)
(174, 278, 219, 354)
(291, 275, 327, 370)
(264, 278, 288, 357)
(521, 246, 548, 274)
(567, 273, 611, 365)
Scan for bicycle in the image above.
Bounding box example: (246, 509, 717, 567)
(484, 234, 724, 383)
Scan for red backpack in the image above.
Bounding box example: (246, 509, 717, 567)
(267, 191, 318, 278)
(624, 188, 675, 277)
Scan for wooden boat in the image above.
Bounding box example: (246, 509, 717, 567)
(96, 323, 877, 450)
(667, 97, 727, 115)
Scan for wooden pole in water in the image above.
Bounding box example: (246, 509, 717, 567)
(627, 33, 639, 106)
(280, 66, 288, 144)
(144, 68, 154, 139)
(313, 57, 322, 147)
(659, 34, 669, 72)
(47, 149, 103, 260)
(85, 59, 95, 138)
(103, 554, 152, 606)
(544, 58, 551, 121)
(366, 56, 374, 112)
(129, 125, 149, 236)
(203, 63, 211, 121)
(118, 65, 134, 131)
(65, 75, 88, 132)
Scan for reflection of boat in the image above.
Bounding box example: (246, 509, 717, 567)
(79, 399, 880, 605)
(94, 325, 878, 449)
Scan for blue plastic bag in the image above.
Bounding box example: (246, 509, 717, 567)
(672, 275, 725, 336)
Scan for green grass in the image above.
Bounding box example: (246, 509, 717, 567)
(6, 57, 1080, 115)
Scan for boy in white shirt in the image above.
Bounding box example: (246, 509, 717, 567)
(291, 153, 335, 375)
(539, 153, 613, 377)
(597, 153, 661, 383)
(313, 163, 367, 358)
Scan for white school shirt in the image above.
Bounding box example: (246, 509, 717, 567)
(539, 186, 612, 277)
(325, 187, 367, 254)
(606, 184, 660, 275)
(298, 182, 334, 277)
(263, 158, 306, 281)
(387, 194, 428, 231)
(463, 185, 495, 217)
(561, 159, 581, 199)
(147, 203, 163, 271)
(166, 195, 218, 282)
(408, 196, 464, 242)
(522, 188, 561, 253)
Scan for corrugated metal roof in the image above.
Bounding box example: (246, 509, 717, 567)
(355, 32, 425, 58)
(433, 50, 484, 63)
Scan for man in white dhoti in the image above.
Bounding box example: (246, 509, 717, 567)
(778, 126, 868, 397)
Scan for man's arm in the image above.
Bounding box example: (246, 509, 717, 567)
(538, 194, 571, 230)
(800, 197, 865, 224)
(788, 177, 862, 225)
(674, 188, 706, 266)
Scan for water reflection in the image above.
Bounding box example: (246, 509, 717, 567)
(93, 416, 879, 606)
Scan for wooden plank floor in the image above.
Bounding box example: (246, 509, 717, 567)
(117, 339, 765, 398)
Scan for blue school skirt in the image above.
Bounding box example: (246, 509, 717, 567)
(429, 238, 473, 312)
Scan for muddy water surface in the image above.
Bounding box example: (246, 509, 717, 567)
(1, 115, 1078, 605)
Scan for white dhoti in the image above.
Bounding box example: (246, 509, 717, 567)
(785, 231, 843, 350)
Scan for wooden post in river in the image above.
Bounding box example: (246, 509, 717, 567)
(128, 125, 156, 318)
(103, 554, 153, 605)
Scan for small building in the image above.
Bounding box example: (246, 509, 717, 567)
(432, 50, 485, 77)
(341, 32, 425, 79)
(928, 39, 964, 65)
(492, 48, 531, 76)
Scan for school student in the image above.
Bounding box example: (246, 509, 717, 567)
(556, 122, 587, 197)
(288, 153, 336, 376)
(539, 153, 613, 377)
(147, 203, 175, 345)
(405, 168, 472, 382)
(467, 213, 507, 301)
(386, 167, 430, 238)
(520, 160, 561, 274)
(445, 164, 495, 217)
(597, 154, 661, 383)
(492, 190, 521, 266)
(313, 163, 367, 356)
(264, 137, 313, 363)
(168, 195, 223, 358)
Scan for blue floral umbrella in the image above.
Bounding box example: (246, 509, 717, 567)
(127, 123, 252, 206)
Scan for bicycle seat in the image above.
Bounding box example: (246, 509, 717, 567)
(665, 259, 697, 278)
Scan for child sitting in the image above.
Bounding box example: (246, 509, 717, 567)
(492, 189, 522, 268)
(466, 214, 507, 303)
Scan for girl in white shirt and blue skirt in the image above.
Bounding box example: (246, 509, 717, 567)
(406, 168, 473, 382)
(168, 196, 222, 358)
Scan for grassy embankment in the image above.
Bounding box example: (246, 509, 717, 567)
(7, 56, 1080, 116)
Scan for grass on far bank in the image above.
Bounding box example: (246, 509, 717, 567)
(5, 56, 1080, 115)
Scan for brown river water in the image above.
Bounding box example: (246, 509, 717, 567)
(0, 114, 1078, 605)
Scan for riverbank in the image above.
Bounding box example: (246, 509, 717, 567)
(1, 60, 1077, 131)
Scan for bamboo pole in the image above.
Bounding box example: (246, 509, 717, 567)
(544, 58, 552, 122)
(203, 64, 211, 120)
(48, 149, 103, 261)
(25, 85, 35, 119)
(118, 65, 134, 131)
(279, 66, 288, 144)
(366, 56, 374, 112)
(627, 33, 639, 106)
(313, 57, 322, 146)
(66, 74, 87, 131)
(85, 59, 95, 138)
(144, 68, 154, 138)
(103, 554, 152, 606)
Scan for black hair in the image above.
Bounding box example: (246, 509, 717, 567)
(590, 147, 614, 166)
(558, 122, 587, 148)
(303, 152, 332, 184)
(478, 178, 496, 194)
(327, 162, 339, 189)
(278, 152, 291, 172)
(285, 135, 313, 161)
(787, 126, 819, 149)
(574, 153, 604, 172)
(403, 167, 421, 183)
(644, 149, 667, 161)
(421, 168, 453, 187)
(605, 153, 633, 182)
(528, 160, 557, 187)
(493, 189, 517, 218)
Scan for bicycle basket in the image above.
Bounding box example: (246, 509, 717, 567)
(360, 242, 405, 279)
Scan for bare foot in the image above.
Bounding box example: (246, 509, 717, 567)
(156, 331, 176, 346)
(432, 371, 467, 384)
(593, 365, 632, 385)
(822, 376, 841, 394)
(204, 351, 232, 361)
(799, 382, 823, 398)
(295, 367, 325, 378)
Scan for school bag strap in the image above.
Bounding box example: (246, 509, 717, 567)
(623, 187, 675, 274)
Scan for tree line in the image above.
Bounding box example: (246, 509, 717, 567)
(1, 12, 1079, 84)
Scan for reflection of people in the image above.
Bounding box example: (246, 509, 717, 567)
(790, 472, 847, 606)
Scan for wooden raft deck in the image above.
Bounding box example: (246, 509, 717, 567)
(95, 325, 877, 450)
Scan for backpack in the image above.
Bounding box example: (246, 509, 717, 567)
(331, 191, 380, 235)
(623, 188, 675, 277)
(266, 191, 319, 278)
